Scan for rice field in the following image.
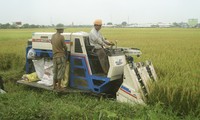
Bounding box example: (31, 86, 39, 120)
(0, 28, 200, 119)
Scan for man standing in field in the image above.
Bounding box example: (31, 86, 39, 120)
(51, 26, 68, 90)
(89, 19, 114, 74)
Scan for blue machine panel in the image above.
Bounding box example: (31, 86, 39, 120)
(70, 55, 110, 93)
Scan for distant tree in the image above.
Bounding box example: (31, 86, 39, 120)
(30, 24, 35, 28)
(29, 24, 40, 28)
(107, 22, 113, 25)
(151, 24, 159, 28)
(121, 21, 127, 26)
(179, 22, 189, 28)
(40, 25, 45, 28)
(22, 23, 30, 28)
(10, 24, 17, 29)
(196, 23, 200, 28)
(5, 23, 11, 28)
(56, 23, 64, 27)
(172, 22, 180, 27)
(0, 23, 11, 29)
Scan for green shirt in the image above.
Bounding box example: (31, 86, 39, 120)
(51, 33, 67, 58)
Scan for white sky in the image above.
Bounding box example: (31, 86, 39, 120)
(0, 0, 199, 25)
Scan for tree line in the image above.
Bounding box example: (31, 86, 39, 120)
(0, 23, 51, 29)
(1, 22, 199, 29)
(0, 23, 93, 29)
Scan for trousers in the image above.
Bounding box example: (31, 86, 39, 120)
(53, 56, 66, 81)
(95, 48, 109, 74)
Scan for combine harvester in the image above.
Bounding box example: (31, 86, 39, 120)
(18, 32, 157, 104)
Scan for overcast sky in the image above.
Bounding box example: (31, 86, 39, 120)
(0, 0, 199, 25)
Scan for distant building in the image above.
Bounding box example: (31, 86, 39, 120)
(157, 23, 172, 28)
(13, 22, 22, 28)
(125, 23, 171, 28)
(103, 24, 117, 28)
(188, 19, 198, 27)
(126, 23, 152, 28)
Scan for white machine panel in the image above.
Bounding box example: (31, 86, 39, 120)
(107, 55, 126, 80)
(116, 64, 146, 104)
(32, 32, 71, 51)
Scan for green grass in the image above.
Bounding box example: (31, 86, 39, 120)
(0, 28, 200, 119)
(1, 83, 182, 120)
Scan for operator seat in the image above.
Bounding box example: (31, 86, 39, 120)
(84, 38, 104, 74)
(84, 38, 96, 56)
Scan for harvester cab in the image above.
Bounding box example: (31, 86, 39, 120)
(18, 31, 157, 105)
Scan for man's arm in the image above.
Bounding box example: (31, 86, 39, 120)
(61, 36, 68, 51)
(102, 39, 114, 46)
(98, 32, 114, 46)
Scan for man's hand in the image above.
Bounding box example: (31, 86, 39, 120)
(104, 44, 110, 49)
(109, 41, 115, 46)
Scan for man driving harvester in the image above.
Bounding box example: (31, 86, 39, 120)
(89, 19, 114, 74)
